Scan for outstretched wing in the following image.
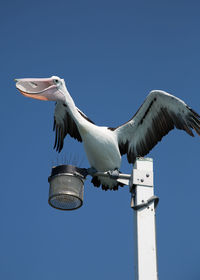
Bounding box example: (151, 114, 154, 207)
(111, 90, 200, 163)
(53, 101, 95, 152)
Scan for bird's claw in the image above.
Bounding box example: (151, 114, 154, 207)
(107, 169, 120, 180)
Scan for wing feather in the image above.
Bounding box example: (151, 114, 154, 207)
(53, 101, 94, 152)
(112, 90, 200, 163)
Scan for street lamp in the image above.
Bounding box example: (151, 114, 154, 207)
(48, 164, 87, 210)
(48, 158, 159, 280)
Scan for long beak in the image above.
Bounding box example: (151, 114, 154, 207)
(15, 77, 57, 101)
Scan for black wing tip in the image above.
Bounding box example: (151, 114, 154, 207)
(188, 107, 200, 119)
(53, 104, 85, 154)
(53, 124, 64, 153)
(187, 107, 200, 136)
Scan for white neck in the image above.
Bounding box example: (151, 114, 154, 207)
(59, 83, 88, 128)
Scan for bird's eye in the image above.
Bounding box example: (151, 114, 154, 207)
(54, 79, 59, 84)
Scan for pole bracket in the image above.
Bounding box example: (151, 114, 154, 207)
(132, 195, 159, 211)
(132, 169, 153, 187)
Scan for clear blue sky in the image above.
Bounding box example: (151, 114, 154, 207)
(1, 0, 200, 279)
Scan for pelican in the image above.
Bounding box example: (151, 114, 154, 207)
(15, 76, 200, 190)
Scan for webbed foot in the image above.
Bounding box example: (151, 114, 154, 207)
(107, 168, 120, 179)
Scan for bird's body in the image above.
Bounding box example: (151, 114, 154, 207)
(15, 76, 200, 190)
(81, 125, 122, 189)
(82, 125, 121, 172)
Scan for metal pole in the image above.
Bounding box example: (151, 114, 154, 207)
(130, 158, 158, 280)
(88, 158, 158, 279)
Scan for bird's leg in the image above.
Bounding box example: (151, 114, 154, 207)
(107, 168, 120, 179)
(87, 167, 120, 179)
(87, 167, 98, 177)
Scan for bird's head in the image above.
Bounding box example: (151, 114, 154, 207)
(15, 76, 67, 102)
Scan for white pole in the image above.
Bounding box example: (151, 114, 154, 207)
(88, 158, 158, 279)
(130, 158, 158, 280)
